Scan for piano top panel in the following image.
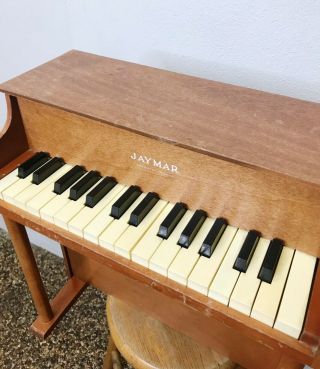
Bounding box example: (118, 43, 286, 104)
(0, 50, 319, 187)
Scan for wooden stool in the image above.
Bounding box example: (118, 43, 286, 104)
(103, 296, 242, 369)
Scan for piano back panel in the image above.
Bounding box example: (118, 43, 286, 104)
(16, 96, 320, 257)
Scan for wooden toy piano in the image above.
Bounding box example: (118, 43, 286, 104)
(0, 50, 319, 369)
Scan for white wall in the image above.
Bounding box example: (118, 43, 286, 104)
(0, 0, 319, 258)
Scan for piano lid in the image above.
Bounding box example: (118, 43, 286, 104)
(0, 50, 319, 187)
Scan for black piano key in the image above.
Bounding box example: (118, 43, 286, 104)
(32, 157, 65, 185)
(157, 202, 187, 239)
(129, 192, 159, 227)
(198, 218, 227, 258)
(18, 152, 50, 179)
(54, 165, 86, 195)
(69, 171, 102, 201)
(110, 185, 142, 219)
(85, 177, 117, 208)
(233, 230, 261, 273)
(258, 238, 284, 284)
(178, 209, 207, 249)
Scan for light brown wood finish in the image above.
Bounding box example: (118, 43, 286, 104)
(106, 296, 237, 369)
(3, 216, 87, 338)
(14, 98, 320, 257)
(60, 244, 74, 278)
(0, 52, 319, 369)
(103, 334, 121, 369)
(0, 197, 317, 369)
(31, 276, 87, 339)
(1, 50, 320, 188)
(3, 217, 53, 322)
(300, 260, 320, 347)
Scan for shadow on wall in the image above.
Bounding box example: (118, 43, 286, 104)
(142, 51, 319, 102)
(0, 93, 7, 130)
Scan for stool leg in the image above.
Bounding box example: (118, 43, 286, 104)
(103, 334, 122, 369)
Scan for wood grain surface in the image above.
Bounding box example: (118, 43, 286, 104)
(107, 296, 237, 369)
(16, 98, 320, 257)
(0, 50, 319, 187)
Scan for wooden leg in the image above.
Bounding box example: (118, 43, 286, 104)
(276, 356, 304, 369)
(4, 217, 53, 322)
(103, 334, 122, 369)
(61, 244, 73, 278)
(4, 217, 87, 338)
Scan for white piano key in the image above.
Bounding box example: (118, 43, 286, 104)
(208, 229, 248, 305)
(27, 185, 59, 217)
(251, 246, 294, 327)
(274, 250, 316, 338)
(68, 184, 124, 237)
(114, 199, 167, 258)
(187, 226, 238, 295)
(229, 237, 269, 315)
(131, 203, 175, 267)
(167, 218, 214, 286)
(2, 171, 35, 204)
(13, 165, 71, 210)
(39, 172, 88, 223)
(98, 193, 146, 251)
(0, 169, 20, 199)
(54, 177, 105, 230)
(83, 186, 128, 244)
(149, 210, 194, 276)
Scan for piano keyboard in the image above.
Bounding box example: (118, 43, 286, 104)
(0, 152, 317, 340)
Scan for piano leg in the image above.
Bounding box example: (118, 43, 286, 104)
(4, 216, 87, 338)
(276, 356, 304, 369)
(61, 244, 74, 278)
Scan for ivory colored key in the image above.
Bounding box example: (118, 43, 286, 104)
(251, 246, 294, 327)
(83, 186, 128, 244)
(68, 184, 124, 237)
(208, 229, 248, 305)
(54, 177, 105, 230)
(149, 210, 194, 276)
(274, 250, 316, 338)
(13, 165, 71, 210)
(131, 203, 175, 267)
(229, 238, 269, 315)
(27, 165, 81, 216)
(167, 218, 214, 286)
(2, 171, 38, 204)
(39, 171, 89, 222)
(114, 199, 167, 258)
(0, 169, 20, 199)
(98, 193, 145, 251)
(187, 226, 237, 295)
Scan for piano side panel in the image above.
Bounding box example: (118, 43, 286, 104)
(16, 97, 320, 257)
(301, 261, 320, 351)
(0, 95, 29, 168)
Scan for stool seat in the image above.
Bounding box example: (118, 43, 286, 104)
(106, 297, 239, 369)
